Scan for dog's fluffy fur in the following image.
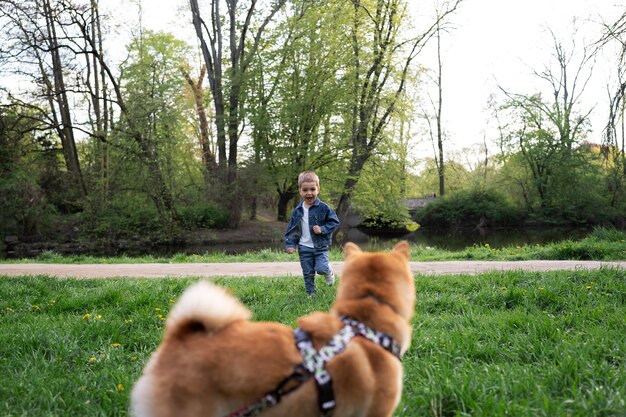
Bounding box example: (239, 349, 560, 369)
(131, 241, 415, 417)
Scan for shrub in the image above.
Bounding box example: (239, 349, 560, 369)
(414, 189, 524, 229)
(177, 204, 230, 230)
(88, 196, 161, 238)
(0, 170, 55, 236)
(587, 226, 626, 242)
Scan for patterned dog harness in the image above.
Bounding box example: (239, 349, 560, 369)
(295, 316, 402, 415)
(222, 316, 402, 417)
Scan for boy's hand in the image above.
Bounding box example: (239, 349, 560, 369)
(312, 225, 322, 234)
(286, 247, 296, 254)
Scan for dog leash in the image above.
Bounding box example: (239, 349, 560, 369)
(222, 316, 401, 417)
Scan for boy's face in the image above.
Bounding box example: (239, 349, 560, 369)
(299, 181, 319, 206)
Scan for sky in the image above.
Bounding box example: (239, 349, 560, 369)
(410, 0, 622, 160)
(102, 0, 625, 161)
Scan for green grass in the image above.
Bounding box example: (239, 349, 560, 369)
(1, 269, 625, 416)
(2, 227, 626, 263)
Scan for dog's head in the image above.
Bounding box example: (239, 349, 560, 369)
(336, 241, 415, 320)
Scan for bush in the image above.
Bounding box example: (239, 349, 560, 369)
(587, 226, 626, 242)
(88, 197, 161, 238)
(177, 204, 230, 230)
(414, 189, 524, 229)
(0, 170, 55, 236)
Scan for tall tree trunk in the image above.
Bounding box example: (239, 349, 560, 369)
(89, 0, 109, 203)
(183, 64, 217, 190)
(334, 0, 461, 228)
(43, 0, 87, 199)
(189, 0, 228, 175)
(435, 22, 445, 197)
(277, 190, 297, 222)
(189, 0, 287, 228)
(336, 152, 369, 228)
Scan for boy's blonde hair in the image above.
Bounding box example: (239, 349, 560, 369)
(298, 171, 320, 188)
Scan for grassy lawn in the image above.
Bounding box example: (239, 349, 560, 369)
(1, 269, 625, 416)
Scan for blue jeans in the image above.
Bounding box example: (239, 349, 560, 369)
(298, 245, 332, 294)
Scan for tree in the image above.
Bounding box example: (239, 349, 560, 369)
(188, 0, 288, 227)
(598, 10, 626, 210)
(114, 31, 193, 227)
(496, 31, 595, 213)
(182, 64, 217, 190)
(0, 0, 88, 199)
(246, 0, 348, 221)
(0, 104, 52, 235)
(334, 0, 462, 228)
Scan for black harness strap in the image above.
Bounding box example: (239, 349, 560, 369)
(223, 365, 311, 417)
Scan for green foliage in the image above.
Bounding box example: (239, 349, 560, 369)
(87, 195, 161, 238)
(177, 204, 230, 230)
(414, 188, 524, 229)
(353, 152, 413, 229)
(83, 30, 197, 233)
(0, 170, 53, 236)
(246, 0, 350, 205)
(588, 226, 626, 242)
(407, 158, 472, 196)
(0, 107, 58, 236)
(2, 3, 625, 241)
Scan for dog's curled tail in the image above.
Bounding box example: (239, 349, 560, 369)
(164, 281, 251, 339)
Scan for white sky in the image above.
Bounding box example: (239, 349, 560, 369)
(103, 0, 625, 161)
(408, 0, 623, 162)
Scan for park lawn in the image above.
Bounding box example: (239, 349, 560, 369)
(0, 269, 625, 417)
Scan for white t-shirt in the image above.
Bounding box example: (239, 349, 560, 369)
(299, 205, 314, 248)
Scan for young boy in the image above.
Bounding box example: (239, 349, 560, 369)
(285, 171, 340, 295)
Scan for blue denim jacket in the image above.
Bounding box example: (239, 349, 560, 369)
(284, 198, 340, 250)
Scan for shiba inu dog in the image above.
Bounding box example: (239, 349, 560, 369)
(131, 241, 415, 417)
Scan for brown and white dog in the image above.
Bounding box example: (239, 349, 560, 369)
(131, 241, 415, 417)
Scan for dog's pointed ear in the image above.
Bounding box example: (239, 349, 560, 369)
(393, 240, 410, 259)
(344, 242, 362, 259)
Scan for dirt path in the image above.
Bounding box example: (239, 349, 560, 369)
(1, 260, 625, 278)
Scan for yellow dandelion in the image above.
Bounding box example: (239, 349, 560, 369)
(154, 307, 161, 311)
(117, 384, 124, 393)
(82, 313, 91, 320)
(586, 285, 592, 290)
(111, 343, 121, 348)
(500, 287, 507, 291)
(88, 357, 97, 363)
(538, 287, 545, 291)
(95, 315, 103, 319)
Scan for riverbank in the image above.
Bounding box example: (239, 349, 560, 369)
(2, 216, 287, 259)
